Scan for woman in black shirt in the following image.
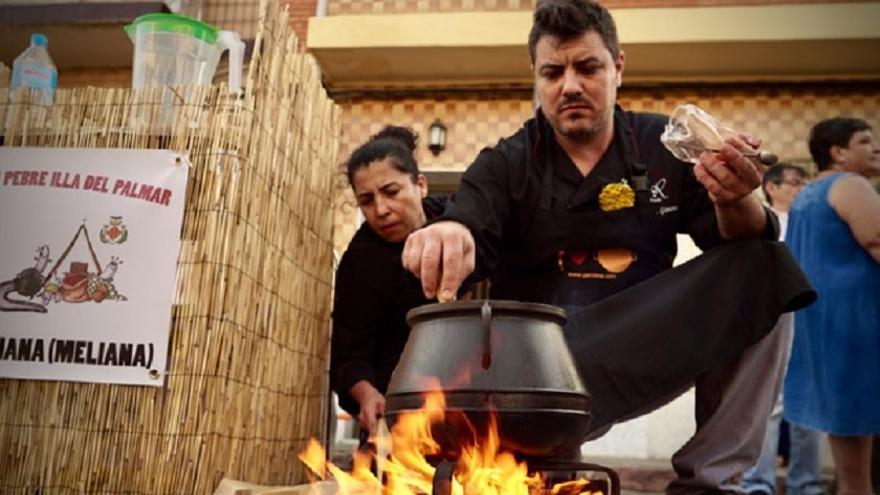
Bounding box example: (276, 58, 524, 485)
(330, 126, 447, 436)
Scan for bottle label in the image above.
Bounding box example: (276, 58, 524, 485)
(11, 61, 57, 105)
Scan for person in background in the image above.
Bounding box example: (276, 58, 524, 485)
(784, 117, 880, 495)
(401, 0, 815, 492)
(330, 126, 449, 439)
(763, 165, 808, 237)
(741, 163, 826, 495)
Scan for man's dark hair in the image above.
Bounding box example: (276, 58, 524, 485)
(346, 126, 420, 186)
(761, 163, 806, 206)
(528, 0, 620, 63)
(808, 117, 872, 171)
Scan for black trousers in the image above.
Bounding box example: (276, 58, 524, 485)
(559, 239, 816, 434)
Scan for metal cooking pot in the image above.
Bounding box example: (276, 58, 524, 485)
(384, 300, 591, 459)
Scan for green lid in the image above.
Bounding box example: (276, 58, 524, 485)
(124, 13, 219, 44)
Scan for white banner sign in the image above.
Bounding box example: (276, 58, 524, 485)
(0, 148, 188, 386)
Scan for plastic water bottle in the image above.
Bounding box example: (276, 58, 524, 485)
(10, 33, 58, 106)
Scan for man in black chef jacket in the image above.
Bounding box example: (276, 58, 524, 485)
(401, 1, 815, 493)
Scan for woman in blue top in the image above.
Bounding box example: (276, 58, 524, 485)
(784, 117, 880, 495)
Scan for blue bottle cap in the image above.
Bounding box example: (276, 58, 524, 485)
(31, 33, 48, 47)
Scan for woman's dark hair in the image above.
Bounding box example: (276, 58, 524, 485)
(346, 126, 420, 186)
(808, 117, 871, 171)
(528, 0, 620, 64)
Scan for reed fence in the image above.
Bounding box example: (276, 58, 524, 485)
(0, 0, 341, 493)
(0, 63, 9, 89)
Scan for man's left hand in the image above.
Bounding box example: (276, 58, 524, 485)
(693, 135, 766, 206)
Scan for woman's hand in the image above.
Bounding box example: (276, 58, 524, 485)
(349, 380, 385, 436)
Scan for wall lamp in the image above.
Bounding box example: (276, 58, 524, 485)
(428, 119, 447, 156)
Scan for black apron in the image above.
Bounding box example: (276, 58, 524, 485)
(492, 110, 816, 434)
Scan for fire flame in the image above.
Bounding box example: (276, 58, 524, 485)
(299, 389, 602, 495)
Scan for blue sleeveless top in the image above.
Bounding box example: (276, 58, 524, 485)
(783, 172, 880, 435)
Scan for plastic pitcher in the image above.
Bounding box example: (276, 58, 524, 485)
(125, 13, 244, 93)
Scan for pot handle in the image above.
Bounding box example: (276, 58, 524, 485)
(481, 300, 492, 369)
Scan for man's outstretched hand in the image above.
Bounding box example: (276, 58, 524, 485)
(693, 135, 765, 206)
(694, 135, 770, 240)
(402, 221, 476, 302)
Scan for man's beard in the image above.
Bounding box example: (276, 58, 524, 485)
(553, 114, 607, 143)
(550, 96, 610, 143)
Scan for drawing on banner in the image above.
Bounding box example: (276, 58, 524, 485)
(0, 221, 128, 313)
(100, 216, 128, 245)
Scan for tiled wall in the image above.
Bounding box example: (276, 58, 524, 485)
(333, 91, 535, 253)
(327, 0, 866, 15)
(332, 84, 880, 253)
(203, 0, 316, 42)
(202, 0, 262, 39)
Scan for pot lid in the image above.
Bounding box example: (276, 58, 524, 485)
(407, 299, 566, 326)
(125, 13, 220, 44)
